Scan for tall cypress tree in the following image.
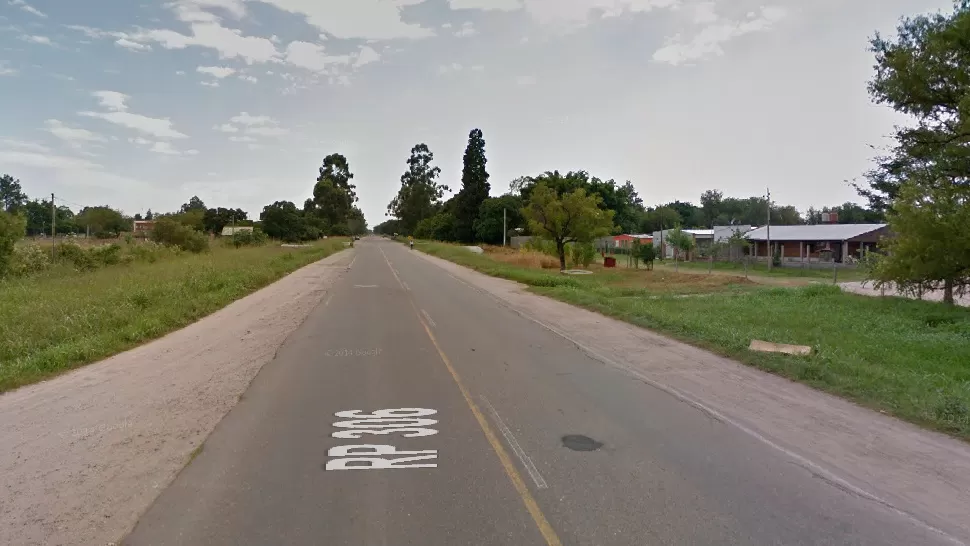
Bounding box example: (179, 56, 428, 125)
(454, 128, 490, 243)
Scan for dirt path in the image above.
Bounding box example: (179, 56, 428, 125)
(416, 250, 970, 544)
(0, 250, 353, 546)
(841, 281, 970, 307)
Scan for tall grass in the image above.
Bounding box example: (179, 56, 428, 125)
(0, 239, 347, 393)
(417, 241, 970, 440)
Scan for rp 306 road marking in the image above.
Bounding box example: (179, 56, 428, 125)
(325, 408, 439, 470)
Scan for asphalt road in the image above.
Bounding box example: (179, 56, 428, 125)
(122, 237, 954, 546)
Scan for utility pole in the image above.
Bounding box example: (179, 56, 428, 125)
(766, 187, 772, 271)
(502, 208, 507, 247)
(51, 193, 56, 259)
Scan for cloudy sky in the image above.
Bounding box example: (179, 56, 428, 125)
(0, 0, 954, 224)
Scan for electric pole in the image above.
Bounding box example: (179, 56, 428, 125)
(503, 208, 507, 247)
(51, 193, 56, 259)
(766, 187, 772, 271)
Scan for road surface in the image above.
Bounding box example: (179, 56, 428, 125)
(122, 238, 955, 546)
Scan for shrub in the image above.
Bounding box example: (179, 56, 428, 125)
(89, 243, 123, 266)
(9, 243, 51, 276)
(56, 241, 97, 271)
(0, 211, 26, 276)
(150, 217, 209, 253)
(570, 242, 596, 268)
(231, 228, 268, 248)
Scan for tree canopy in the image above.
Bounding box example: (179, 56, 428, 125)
(521, 183, 615, 270)
(387, 144, 450, 234)
(453, 128, 490, 243)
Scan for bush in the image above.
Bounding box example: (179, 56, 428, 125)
(231, 228, 269, 248)
(570, 242, 596, 268)
(89, 243, 123, 266)
(0, 211, 26, 276)
(56, 241, 97, 271)
(150, 217, 209, 253)
(9, 243, 51, 276)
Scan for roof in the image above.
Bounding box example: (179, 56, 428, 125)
(745, 223, 887, 241)
(615, 234, 652, 239)
(683, 229, 714, 237)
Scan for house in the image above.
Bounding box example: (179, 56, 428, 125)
(744, 223, 888, 264)
(612, 234, 653, 252)
(222, 226, 254, 236)
(652, 228, 714, 259)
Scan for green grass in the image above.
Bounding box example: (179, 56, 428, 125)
(0, 239, 347, 393)
(418, 241, 970, 440)
(656, 259, 870, 282)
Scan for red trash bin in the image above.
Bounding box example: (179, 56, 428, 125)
(604, 256, 617, 268)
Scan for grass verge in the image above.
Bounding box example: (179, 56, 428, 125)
(0, 239, 347, 393)
(418, 241, 970, 440)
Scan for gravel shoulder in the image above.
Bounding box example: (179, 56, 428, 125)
(416, 250, 970, 544)
(0, 249, 353, 546)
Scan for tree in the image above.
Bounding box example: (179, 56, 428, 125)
(699, 189, 724, 225)
(858, 1, 970, 303)
(521, 183, 615, 271)
(347, 206, 368, 236)
(414, 212, 457, 241)
(203, 207, 248, 234)
(76, 206, 128, 237)
(635, 240, 657, 270)
(145, 209, 154, 220)
(261, 201, 311, 242)
(309, 153, 357, 233)
(474, 194, 523, 244)
(639, 206, 682, 233)
(666, 228, 696, 261)
(453, 128, 491, 242)
(374, 218, 402, 235)
(1, 174, 27, 213)
(387, 144, 449, 234)
(0, 210, 26, 275)
(180, 196, 206, 214)
(512, 171, 644, 234)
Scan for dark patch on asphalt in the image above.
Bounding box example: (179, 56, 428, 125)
(561, 434, 603, 451)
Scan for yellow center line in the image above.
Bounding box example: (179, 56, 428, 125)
(379, 243, 563, 546)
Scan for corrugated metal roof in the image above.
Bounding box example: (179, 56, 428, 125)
(745, 224, 886, 241)
(683, 229, 714, 236)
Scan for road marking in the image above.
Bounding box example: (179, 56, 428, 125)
(403, 281, 410, 291)
(348, 255, 357, 269)
(326, 408, 439, 470)
(354, 284, 378, 288)
(421, 309, 436, 328)
(481, 396, 547, 489)
(379, 246, 562, 546)
(325, 295, 333, 306)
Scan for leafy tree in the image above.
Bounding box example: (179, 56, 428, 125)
(76, 206, 129, 237)
(0, 210, 26, 275)
(145, 209, 154, 220)
(666, 228, 695, 261)
(150, 217, 209, 253)
(474, 194, 523, 244)
(513, 171, 644, 234)
(387, 144, 449, 234)
(699, 189, 724, 225)
(1, 174, 27, 213)
(638, 206, 682, 233)
(569, 242, 596, 269)
(858, 1, 970, 303)
(347, 206, 368, 236)
(309, 153, 358, 233)
(174, 209, 205, 232)
(260, 201, 310, 242)
(415, 212, 457, 241)
(374, 218, 402, 235)
(180, 196, 207, 214)
(203, 207, 248, 234)
(521, 183, 615, 271)
(635, 240, 657, 270)
(453, 128, 491, 242)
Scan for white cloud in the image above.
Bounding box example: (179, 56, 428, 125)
(652, 5, 787, 65)
(229, 135, 257, 142)
(129, 22, 279, 64)
(80, 91, 188, 139)
(44, 119, 107, 143)
(0, 149, 101, 170)
(441, 22, 453, 28)
(186, 149, 200, 155)
(448, 0, 676, 28)
(438, 62, 463, 74)
(355, 45, 380, 68)
(9, 0, 46, 18)
(471, 65, 485, 71)
(200, 80, 220, 87)
(516, 75, 537, 85)
(691, 1, 717, 24)
(447, 0, 521, 10)
(150, 141, 181, 155)
(93, 91, 129, 111)
(215, 123, 239, 132)
(251, 0, 434, 40)
(245, 126, 288, 136)
(128, 137, 152, 146)
(0, 138, 51, 153)
(115, 38, 152, 51)
(170, 0, 247, 21)
(238, 74, 258, 82)
(0, 62, 16, 76)
(230, 112, 275, 125)
(455, 21, 477, 37)
(197, 65, 236, 78)
(176, 70, 187, 75)
(285, 41, 351, 73)
(22, 35, 53, 45)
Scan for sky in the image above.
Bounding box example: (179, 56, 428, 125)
(0, 0, 957, 225)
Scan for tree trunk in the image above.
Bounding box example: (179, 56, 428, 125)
(557, 241, 566, 271)
(944, 278, 954, 305)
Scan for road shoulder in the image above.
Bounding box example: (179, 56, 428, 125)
(0, 249, 353, 546)
(414, 249, 970, 543)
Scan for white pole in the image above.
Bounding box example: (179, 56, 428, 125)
(503, 208, 507, 247)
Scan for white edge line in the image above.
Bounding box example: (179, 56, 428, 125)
(481, 396, 548, 490)
(421, 309, 436, 328)
(403, 281, 410, 291)
(416, 254, 966, 546)
(379, 246, 406, 290)
(325, 295, 333, 306)
(348, 255, 357, 269)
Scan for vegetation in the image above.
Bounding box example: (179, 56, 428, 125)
(453, 129, 490, 243)
(387, 143, 450, 235)
(522, 183, 615, 270)
(855, 1, 970, 304)
(0, 239, 348, 393)
(417, 242, 970, 440)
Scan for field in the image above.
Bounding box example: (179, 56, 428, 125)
(418, 242, 970, 440)
(0, 238, 348, 393)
